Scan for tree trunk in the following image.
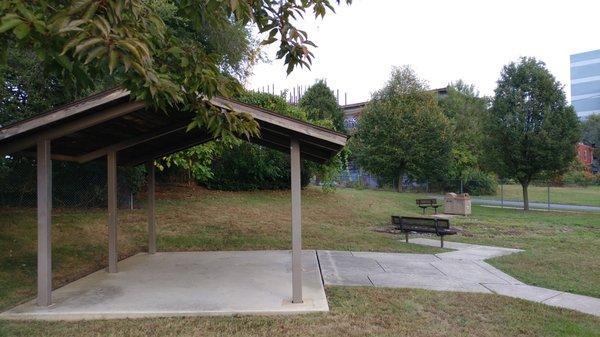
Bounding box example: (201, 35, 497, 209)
(397, 172, 402, 192)
(522, 182, 530, 211)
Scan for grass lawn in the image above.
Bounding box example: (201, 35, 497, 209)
(478, 184, 600, 207)
(0, 185, 599, 335)
(1, 287, 598, 337)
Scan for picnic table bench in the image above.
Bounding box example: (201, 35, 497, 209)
(416, 198, 439, 214)
(391, 216, 457, 247)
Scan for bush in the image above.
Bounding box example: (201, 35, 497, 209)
(462, 169, 497, 195)
(205, 142, 311, 190)
(202, 92, 313, 191)
(562, 170, 597, 186)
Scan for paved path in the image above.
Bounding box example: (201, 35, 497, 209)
(472, 198, 600, 212)
(317, 239, 600, 316)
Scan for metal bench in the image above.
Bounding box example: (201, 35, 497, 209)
(391, 216, 457, 247)
(416, 198, 439, 214)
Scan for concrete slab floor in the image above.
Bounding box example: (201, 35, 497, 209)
(0, 250, 328, 321)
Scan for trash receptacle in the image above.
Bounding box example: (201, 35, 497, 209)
(444, 193, 471, 215)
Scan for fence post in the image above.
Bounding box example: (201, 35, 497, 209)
(501, 182, 504, 208)
(547, 182, 550, 210)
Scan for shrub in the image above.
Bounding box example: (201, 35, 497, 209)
(462, 169, 497, 195)
(205, 142, 311, 190)
(562, 170, 596, 186)
(203, 92, 313, 191)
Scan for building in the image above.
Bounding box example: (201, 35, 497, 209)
(341, 101, 367, 131)
(570, 49, 600, 118)
(576, 141, 595, 172)
(341, 87, 449, 132)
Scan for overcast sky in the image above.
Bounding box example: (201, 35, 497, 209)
(247, 0, 600, 105)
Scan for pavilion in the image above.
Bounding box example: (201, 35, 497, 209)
(0, 88, 347, 318)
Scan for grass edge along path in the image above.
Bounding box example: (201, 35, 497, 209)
(0, 287, 599, 337)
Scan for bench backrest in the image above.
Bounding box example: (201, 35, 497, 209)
(416, 198, 438, 206)
(391, 216, 450, 232)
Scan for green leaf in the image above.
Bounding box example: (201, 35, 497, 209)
(0, 18, 22, 33)
(53, 53, 73, 71)
(13, 23, 31, 39)
(83, 45, 106, 64)
(108, 49, 118, 74)
(74, 37, 103, 55)
(69, 0, 93, 15)
(58, 19, 86, 33)
(61, 35, 86, 55)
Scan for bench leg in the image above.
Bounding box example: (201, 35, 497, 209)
(405, 232, 409, 243)
(422, 208, 426, 215)
(440, 235, 444, 248)
(434, 207, 437, 214)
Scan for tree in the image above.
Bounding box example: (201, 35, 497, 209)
(582, 114, 600, 157)
(0, 0, 351, 140)
(352, 66, 451, 190)
(484, 57, 580, 210)
(0, 44, 100, 126)
(299, 80, 345, 132)
(438, 80, 491, 190)
(200, 92, 312, 190)
(0, 0, 264, 204)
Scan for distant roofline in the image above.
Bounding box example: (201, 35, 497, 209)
(579, 140, 596, 148)
(341, 87, 448, 110)
(570, 49, 600, 63)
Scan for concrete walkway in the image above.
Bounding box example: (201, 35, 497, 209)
(472, 198, 600, 212)
(428, 194, 600, 212)
(317, 239, 600, 316)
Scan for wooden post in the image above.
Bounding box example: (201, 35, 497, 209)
(37, 139, 52, 306)
(290, 138, 303, 303)
(107, 151, 118, 273)
(146, 161, 156, 254)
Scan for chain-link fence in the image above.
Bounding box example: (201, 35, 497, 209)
(478, 180, 600, 209)
(334, 170, 600, 208)
(0, 157, 146, 209)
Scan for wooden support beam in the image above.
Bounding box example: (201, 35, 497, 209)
(19, 151, 81, 163)
(77, 122, 189, 163)
(0, 101, 145, 156)
(210, 97, 347, 146)
(107, 151, 118, 273)
(36, 139, 52, 306)
(259, 124, 342, 153)
(290, 138, 303, 303)
(252, 136, 329, 164)
(0, 89, 129, 140)
(120, 134, 213, 167)
(146, 161, 156, 254)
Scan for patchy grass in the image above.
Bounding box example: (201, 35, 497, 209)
(0, 185, 599, 335)
(449, 205, 600, 297)
(478, 184, 600, 207)
(335, 188, 600, 298)
(0, 185, 443, 310)
(0, 287, 598, 337)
